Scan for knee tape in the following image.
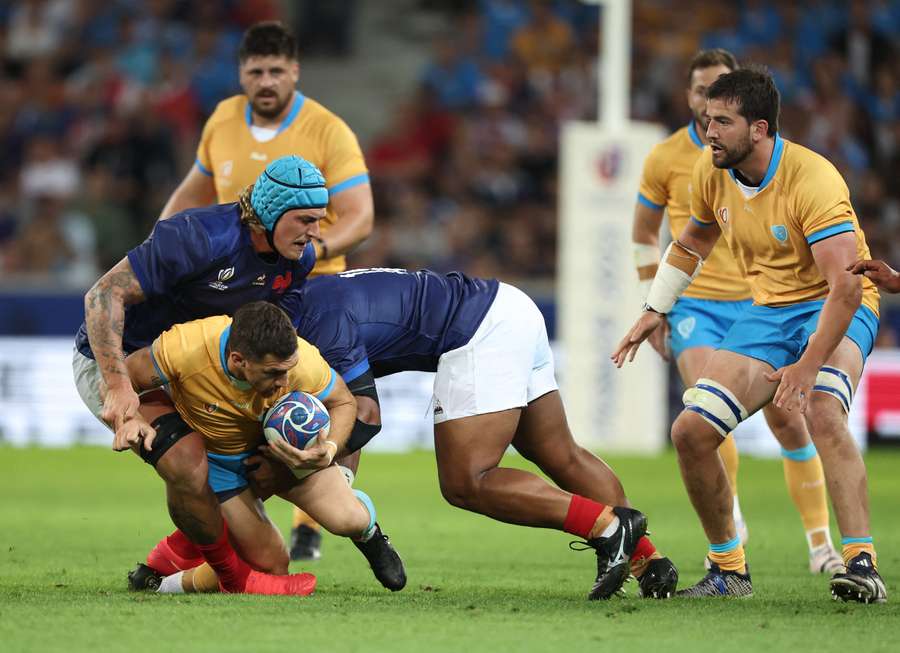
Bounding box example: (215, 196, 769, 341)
(813, 366, 854, 414)
(139, 412, 193, 467)
(682, 378, 748, 437)
(353, 489, 376, 534)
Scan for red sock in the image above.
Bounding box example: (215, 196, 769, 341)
(563, 495, 606, 539)
(166, 530, 201, 560)
(631, 536, 657, 562)
(195, 521, 251, 592)
(146, 530, 204, 575)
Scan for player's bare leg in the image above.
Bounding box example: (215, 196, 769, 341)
(671, 351, 775, 596)
(762, 402, 842, 573)
(434, 406, 647, 599)
(511, 390, 677, 597)
(676, 346, 751, 544)
(138, 396, 222, 547)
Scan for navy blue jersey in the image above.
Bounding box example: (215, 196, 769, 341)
(281, 268, 499, 382)
(75, 203, 316, 358)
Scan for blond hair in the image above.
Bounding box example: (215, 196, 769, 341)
(238, 185, 265, 232)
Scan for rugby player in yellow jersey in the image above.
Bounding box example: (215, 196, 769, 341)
(117, 301, 406, 594)
(615, 67, 886, 603)
(158, 20, 375, 561)
(632, 50, 842, 575)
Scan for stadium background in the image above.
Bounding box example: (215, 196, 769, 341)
(2, 3, 900, 651)
(0, 0, 898, 451)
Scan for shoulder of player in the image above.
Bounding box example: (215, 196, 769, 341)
(296, 94, 355, 138)
(173, 204, 245, 257)
(780, 139, 845, 184)
(203, 95, 247, 130)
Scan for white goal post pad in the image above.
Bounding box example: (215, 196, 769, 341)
(558, 120, 668, 454)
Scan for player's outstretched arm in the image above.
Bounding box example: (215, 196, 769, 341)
(158, 164, 217, 220)
(632, 202, 669, 360)
(768, 233, 863, 413)
(84, 257, 147, 429)
(612, 218, 720, 367)
(847, 258, 900, 293)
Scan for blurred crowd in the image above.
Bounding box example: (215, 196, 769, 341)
(0, 0, 898, 293)
(359, 0, 900, 281)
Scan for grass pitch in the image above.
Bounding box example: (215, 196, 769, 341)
(1, 446, 898, 652)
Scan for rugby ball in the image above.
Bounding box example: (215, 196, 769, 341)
(262, 391, 331, 451)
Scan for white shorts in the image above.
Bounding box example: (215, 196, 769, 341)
(432, 282, 558, 424)
(72, 348, 108, 428)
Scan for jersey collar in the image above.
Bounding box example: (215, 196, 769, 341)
(727, 133, 784, 192)
(219, 324, 252, 391)
(687, 121, 704, 149)
(245, 91, 305, 135)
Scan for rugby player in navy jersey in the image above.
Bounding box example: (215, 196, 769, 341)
(139, 268, 680, 599)
(74, 156, 333, 595)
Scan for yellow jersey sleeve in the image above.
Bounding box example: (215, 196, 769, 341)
(194, 106, 221, 177)
(150, 324, 189, 385)
(319, 116, 368, 193)
(690, 154, 717, 226)
(637, 144, 669, 210)
(792, 160, 856, 245)
(287, 337, 336, 398)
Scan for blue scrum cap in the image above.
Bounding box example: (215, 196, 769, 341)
(250, 155, 329, 231)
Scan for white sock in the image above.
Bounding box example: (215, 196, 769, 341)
(600, 516, 620, 538)
(157, 572, 185, 594)
(806, 527, 833, 552)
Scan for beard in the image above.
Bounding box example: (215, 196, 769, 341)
(711, 134, 752, 169)
(250, 90, 292, 119)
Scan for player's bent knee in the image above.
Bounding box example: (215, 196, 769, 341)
(671, 410, 723, 457)
(438, 473, 477, 511)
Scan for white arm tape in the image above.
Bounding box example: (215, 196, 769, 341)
(644, 242, 702, 313)
(633, 242, 660, 268)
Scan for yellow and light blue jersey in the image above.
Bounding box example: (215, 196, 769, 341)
(638, 122, 751, 301)
(150, 314, 335, 455)
(690, 135, 879, 316)
(196, 91, 369, 276)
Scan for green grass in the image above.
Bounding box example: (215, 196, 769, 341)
(1, 446, 898, 652)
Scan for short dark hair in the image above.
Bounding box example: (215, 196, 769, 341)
(228, 301, 297, 362)
(238, 21, 298, 63)
(706, 66, 780, 136)
(686, 49, 738, 87)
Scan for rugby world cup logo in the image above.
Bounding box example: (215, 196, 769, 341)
(218, 267, 235, 282)
(594, 145, 623, 186)
(717, 207, 729, 223)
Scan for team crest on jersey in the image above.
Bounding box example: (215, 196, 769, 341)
(272, 272, 292, 294)
(717, 207, 729, 223)
(677, 316, 696, 339)
(771, 225, 788, 243)
(221, 160, 233, 177)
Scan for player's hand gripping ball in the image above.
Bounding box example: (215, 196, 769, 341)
(263, 391, 331, 450)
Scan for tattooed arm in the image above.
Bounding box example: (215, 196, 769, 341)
(84, 257, 147, 429)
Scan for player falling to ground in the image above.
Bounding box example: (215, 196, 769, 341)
(613, 68, 887, 603)
(118, 302, 405, 594)
(75, 156, 331, 595)
(274, 268, 677, 600)
(159, 20, 374, 563)
(631, 49, 842, 574)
